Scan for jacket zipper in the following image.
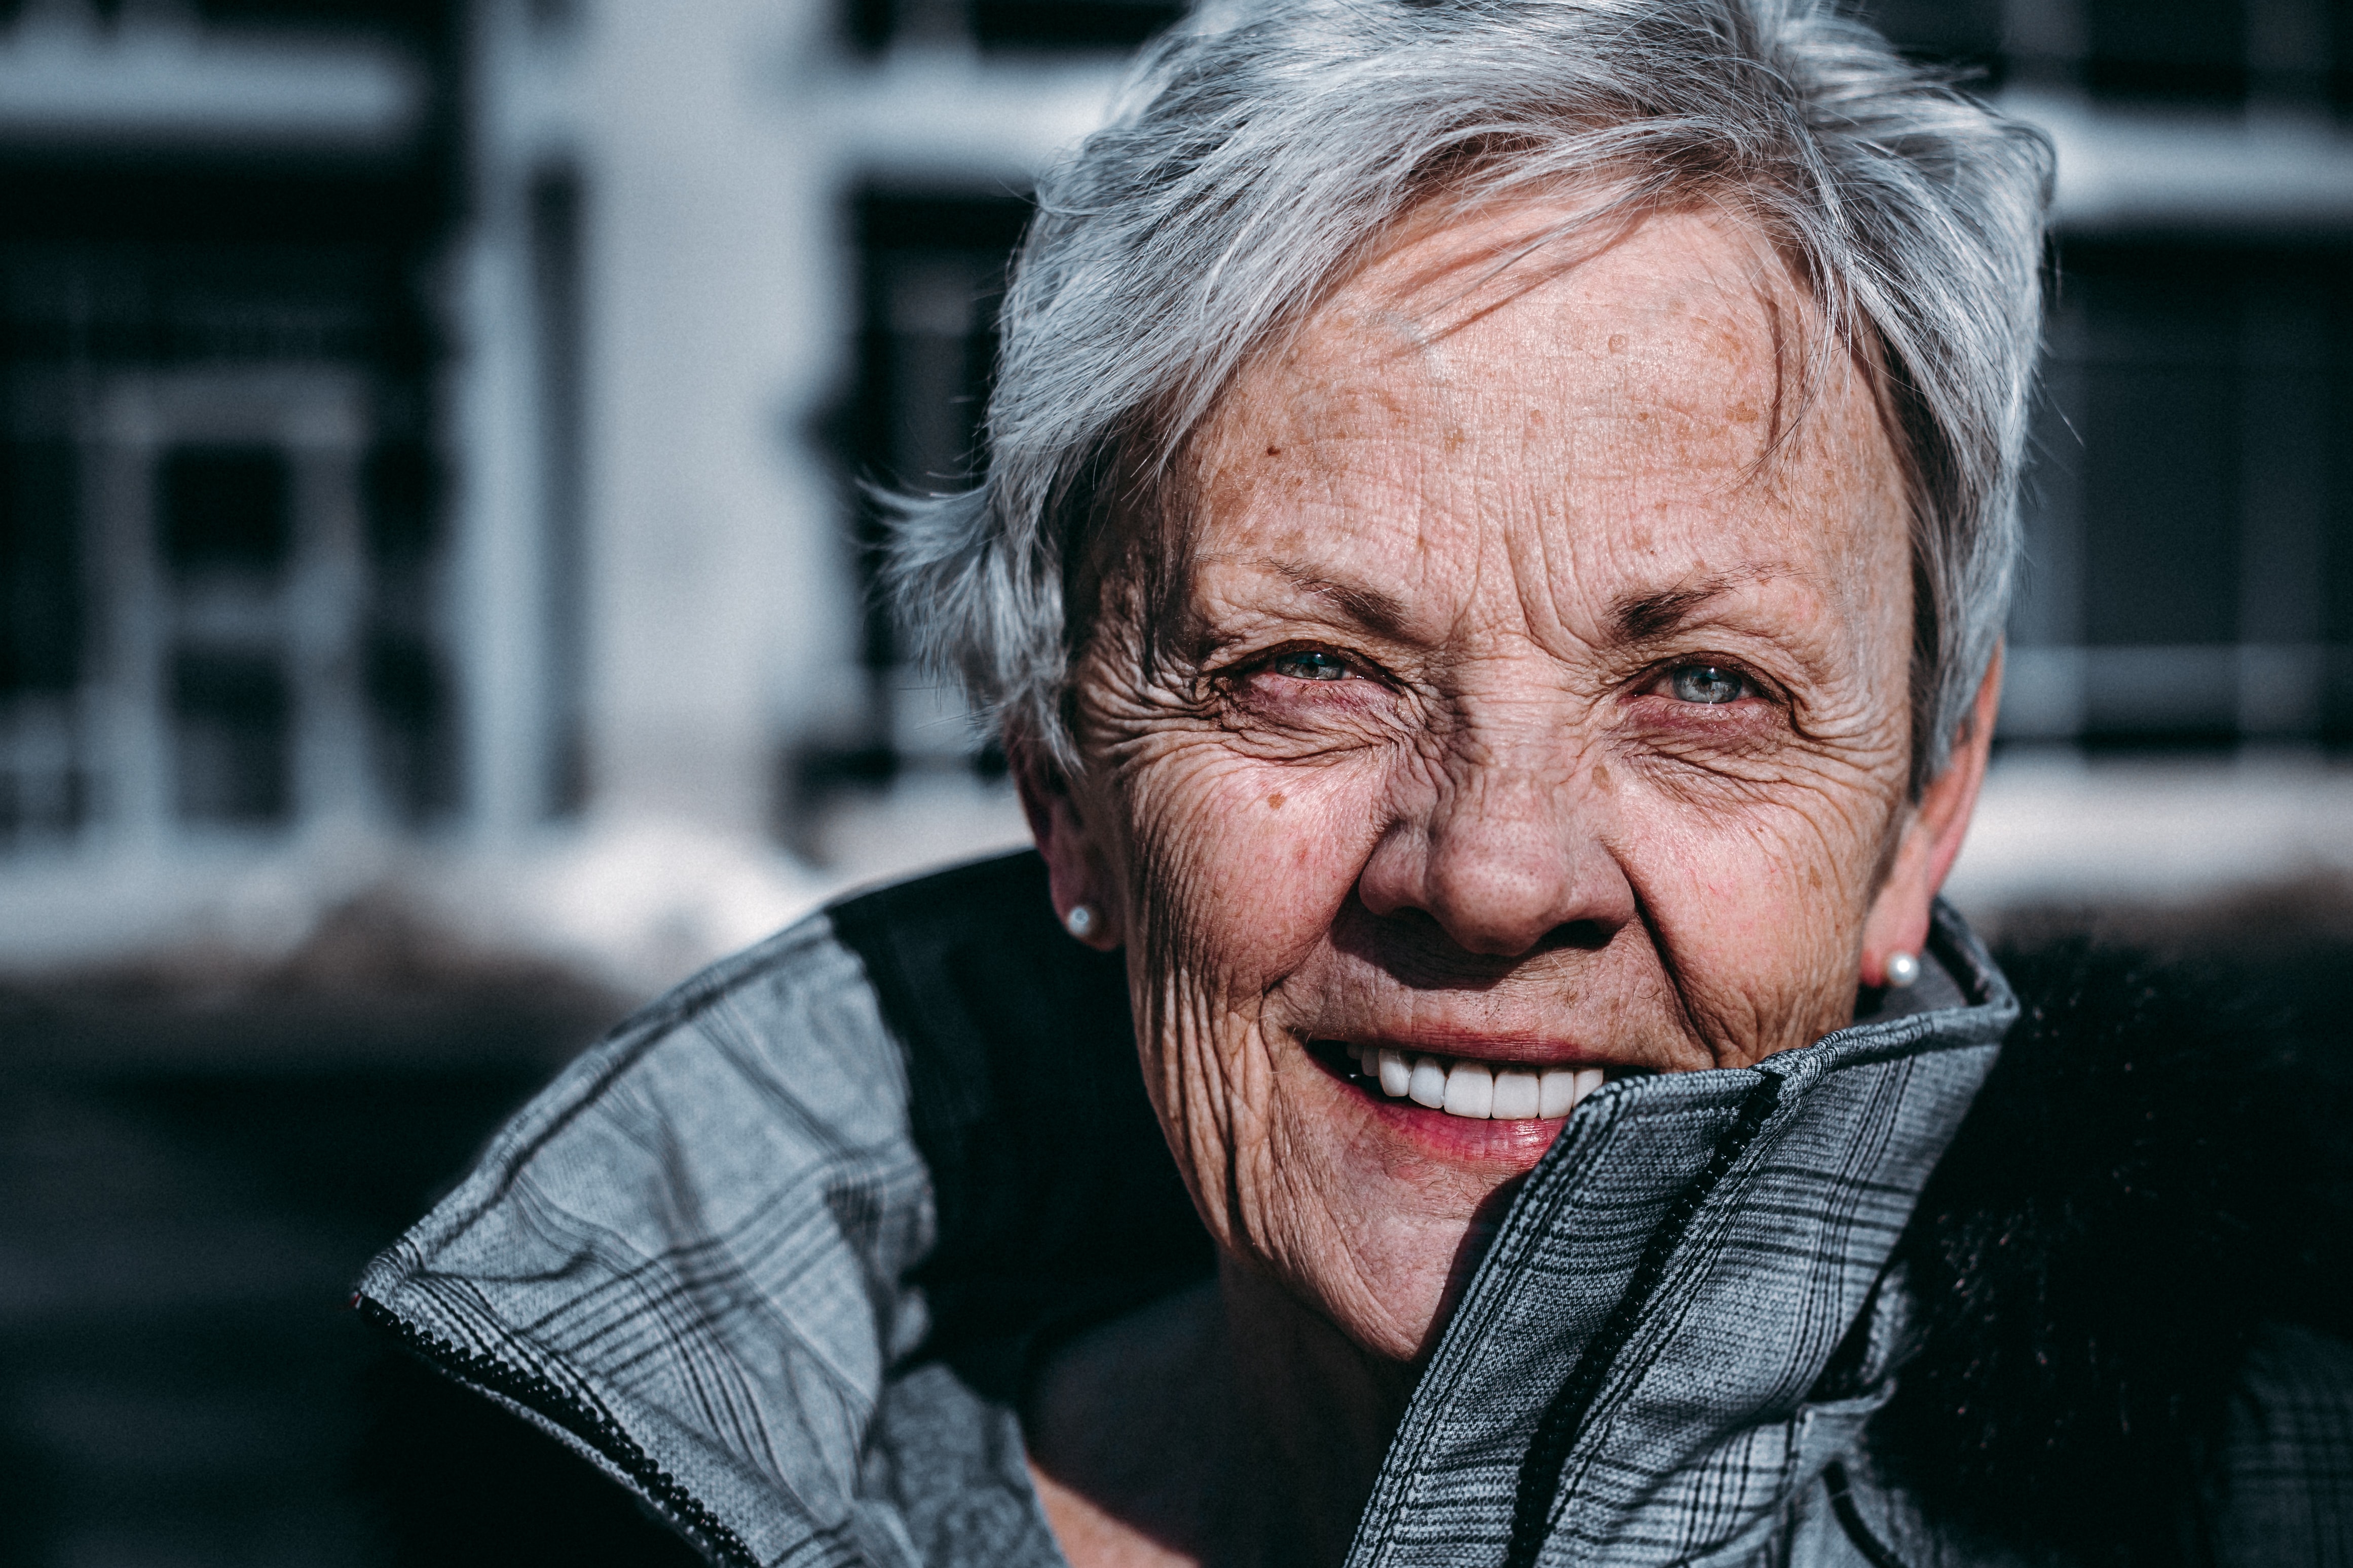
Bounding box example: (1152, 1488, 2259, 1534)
(354, 1292, 763, 1568)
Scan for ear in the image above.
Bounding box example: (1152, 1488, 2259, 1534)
(1010, 731, 1126, 951)
(1860, 645, 2002, 986)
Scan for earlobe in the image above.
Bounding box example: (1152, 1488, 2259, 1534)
(1860, 646, 2003, 986)
(1010, 733, 1126, 951)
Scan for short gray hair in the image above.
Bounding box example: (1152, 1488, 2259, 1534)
(884, 0, 2052, 788)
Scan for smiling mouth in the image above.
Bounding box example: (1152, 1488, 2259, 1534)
(1322, 1042, 1634, 1121)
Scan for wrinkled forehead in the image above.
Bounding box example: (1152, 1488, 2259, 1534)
(1173, 203, 1907, 616)
(1205, 199, 1840, 474)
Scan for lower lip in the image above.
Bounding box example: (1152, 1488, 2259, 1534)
(1311, 1045, 1573, 1166)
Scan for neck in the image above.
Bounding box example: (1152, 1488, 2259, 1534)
(1217, 1255, 1416, 1565)
(1024, 1257, 1415, 1568)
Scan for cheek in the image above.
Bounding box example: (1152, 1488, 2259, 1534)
(1626, 782, 1900, 1050)
(1103, 737, 1408, 1278)
(1116, 737, 1387, 987)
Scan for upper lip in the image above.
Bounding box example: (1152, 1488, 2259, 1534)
(1320, 1028, 1622, 1070)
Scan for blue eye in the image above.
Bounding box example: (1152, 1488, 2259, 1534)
(1668, 664, 1748, 704)
(1273, 649, 1350, 681)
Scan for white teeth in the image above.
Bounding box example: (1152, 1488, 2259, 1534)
(1490, 1068, 1541, 1121)
(1442, 1060, 1495, 1118)
(1348, 1043, 1618, 1121)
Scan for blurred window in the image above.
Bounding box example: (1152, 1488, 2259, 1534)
(2006, 240, 2353, 752)
(1864, 0, 2344, 108)
(2072, 263, 2243, 653)
(158, 442, 296, 826)
(0, 139, 456, 851)
(362, 439, 457, 825)
(2084, 0, 2251, 104)
(1859, 0, 2004, 81)
(847, 0, 1182, 53)
(170, 646, 292, 826)
(0, 437, 88, 845)
(969, 0, 1184, 49)
(2338, 0, 2353, 116)
(835, 189, 1030, 777)
(0, 0, 460, 856)
(1, 438, 82, 699)
(161, 446, 292, 583)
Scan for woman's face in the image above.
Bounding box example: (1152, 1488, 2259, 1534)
(1028, 204, 1988, 1361)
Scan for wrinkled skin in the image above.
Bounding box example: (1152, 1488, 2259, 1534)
(1019, 203, 2000, 1568)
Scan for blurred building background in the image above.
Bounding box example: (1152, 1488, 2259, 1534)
(0, 1, 2350, 1564)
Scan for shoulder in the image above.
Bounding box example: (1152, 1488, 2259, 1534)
(361, 855, 1088, 1315)
(453, 848, 1071, 1198)
(610, 851, 1068, 1079)
(360, 874, 927, 1307)
(1872, 937, 2348, 1566)
(396, 850, 1078, 1231)
(493, 876, 918, 1173)
(354, 851, 1172, 1567)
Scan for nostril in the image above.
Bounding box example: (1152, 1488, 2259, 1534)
(1425, 912, 1618, 963)
(1548, 919, 1614, 953)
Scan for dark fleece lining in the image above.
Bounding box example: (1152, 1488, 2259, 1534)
(1872, 939, 2347, 1567)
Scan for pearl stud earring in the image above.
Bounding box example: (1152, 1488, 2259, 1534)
(1884, 950, 1921, 989)
(1064, 904, 1097, 940)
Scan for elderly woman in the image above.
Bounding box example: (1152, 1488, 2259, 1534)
(362, 1, 2353, 1563)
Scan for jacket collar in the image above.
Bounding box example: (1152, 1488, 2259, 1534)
(358, 855, 2015, 1567)
(1361, 900, 2015, 1567)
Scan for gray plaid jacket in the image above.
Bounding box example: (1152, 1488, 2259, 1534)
(356, 852, 2343, 1566)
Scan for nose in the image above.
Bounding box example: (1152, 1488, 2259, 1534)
(1355, 741, 1635, 958)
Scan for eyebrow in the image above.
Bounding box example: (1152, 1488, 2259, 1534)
(1238, 558, 1789, 646)
(1612, 571, 1773, 642)
(1261, 560, 1415, 639)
